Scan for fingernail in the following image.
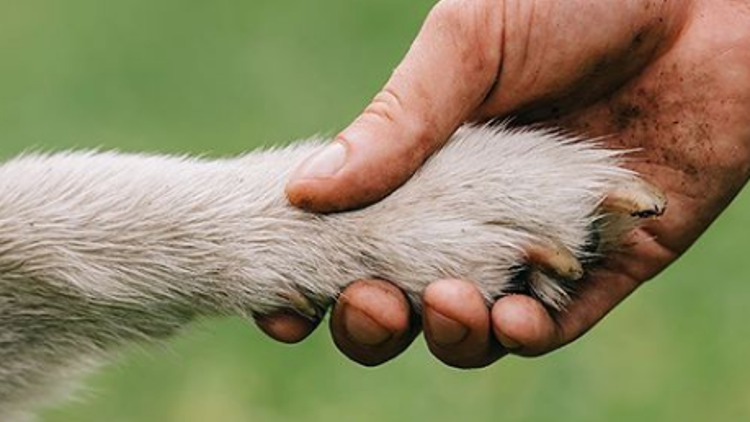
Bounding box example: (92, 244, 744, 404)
(294, 141, 347, 180)
(344, 307, 393, 346)
(497, 333, 522, 351)
(425, 308, 469, 346)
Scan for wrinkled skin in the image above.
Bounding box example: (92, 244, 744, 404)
(258, 0, 750, 368)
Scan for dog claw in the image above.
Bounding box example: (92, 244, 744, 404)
(524, 240, 584, 281)
(603, 179, 667, 218)
(528, 269, 570, 311)
(282, 291, 320, 320)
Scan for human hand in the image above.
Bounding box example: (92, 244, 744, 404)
(259, 0, 750, 367)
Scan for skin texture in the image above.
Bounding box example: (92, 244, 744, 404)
(264, 0, 750, 367)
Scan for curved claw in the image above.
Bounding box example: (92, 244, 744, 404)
(527, 269, 571, 311)
(603, 179, 667, 218)
(281, 291, 321, 320)
(524, 239, 584, 282)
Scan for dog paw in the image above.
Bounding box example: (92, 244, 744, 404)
(517, 178, 666, 307)
(255, 125, 667, 316)
(341, 125, 668, 311)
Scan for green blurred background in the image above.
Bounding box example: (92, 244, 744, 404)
(1, 1, 748, 421)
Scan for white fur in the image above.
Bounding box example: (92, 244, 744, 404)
(0, 125, 639, 420)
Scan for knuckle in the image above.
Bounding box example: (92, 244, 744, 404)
(360, 86, 433, 154)
(363, 87, 405, 126)
(428, 0, 504, 78)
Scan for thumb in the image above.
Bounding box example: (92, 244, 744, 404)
(286, 0, 504, 212)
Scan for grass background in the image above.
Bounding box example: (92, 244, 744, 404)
(0, 1, 748, 421)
